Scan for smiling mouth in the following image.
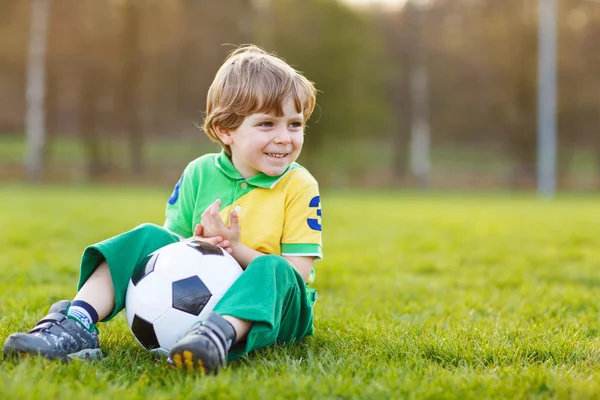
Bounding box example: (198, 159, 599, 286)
(265, 153, 288, 158)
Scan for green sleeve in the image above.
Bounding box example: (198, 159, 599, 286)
(164, 164, 196, 238)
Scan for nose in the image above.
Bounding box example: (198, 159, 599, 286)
(273, 128, 292, 144)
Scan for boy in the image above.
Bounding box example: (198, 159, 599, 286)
(3, 45, 323, 375)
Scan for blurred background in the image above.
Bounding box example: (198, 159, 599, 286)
(1, 0, 599, 191)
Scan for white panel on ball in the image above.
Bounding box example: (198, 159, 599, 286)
(127, 271, 172, 322)
(198, 252, 243, 296)
(152, 245, 201, 281)
(152, 308, 199, 351)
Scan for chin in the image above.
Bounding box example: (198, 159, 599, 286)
(258, 156, 296, 176)
(263, 169, 287, 177)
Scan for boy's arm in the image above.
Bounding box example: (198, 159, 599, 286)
(198, 179, 322, 281)
(231, 181, 321, 281)
(230, 242, 313, 282)
(281, 255, 314, 282)
(164, 165, 196, 238)
(280, 183, 322, 259)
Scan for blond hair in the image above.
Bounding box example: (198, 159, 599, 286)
(203, 45, 317, 154)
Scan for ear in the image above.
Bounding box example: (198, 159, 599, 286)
(213, 124, 233, 145)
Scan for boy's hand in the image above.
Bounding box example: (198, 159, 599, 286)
(186, 223, 233, 254)
(200, 199, 241, 248)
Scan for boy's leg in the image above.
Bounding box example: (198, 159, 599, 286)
(3, 223, 180, 361)
(72, 262, 115, 322)
(168, 254, 316, 374)
(76, 223, 180, 321)
(219, 255, 316, 358)
(2, 299, 101, 361)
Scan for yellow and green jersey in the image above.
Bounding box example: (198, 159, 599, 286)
(163, 151, 322, 284)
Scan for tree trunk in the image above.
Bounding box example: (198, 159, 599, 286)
(379, 11, 411, 184)
(24, 0, 51, 181)
(80, 68, 104, 179)
(118, 0, 143, 175)
(407, 2, 430, 188)
(500, 0, 537, 188)
(77, 0, 104, 180)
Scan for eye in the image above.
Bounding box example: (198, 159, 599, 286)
(289, 121, 303, 129)
(258, 121, 274, 128)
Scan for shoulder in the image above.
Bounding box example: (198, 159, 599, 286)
(276, 164, 320, 199)
(282, 163, 319, 188)
(179, 153, 220, 179)
(184, 153, 220, 172)
(292, 163, 318, 183)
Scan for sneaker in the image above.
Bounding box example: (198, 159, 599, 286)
(3, 300, 102, 361)
(167, 312, 235, 374)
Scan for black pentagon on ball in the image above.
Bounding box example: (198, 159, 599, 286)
(187, 241, 224, 256)
(131, 314, 160, 349)
(172, 276, 212, 316)
(131, 252, 159, 286)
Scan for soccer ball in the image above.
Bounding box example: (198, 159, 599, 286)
(125, 240, 243, 357)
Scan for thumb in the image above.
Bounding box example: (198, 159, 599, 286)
(194, 223, 203, 237)
(229, 210, 240, 231)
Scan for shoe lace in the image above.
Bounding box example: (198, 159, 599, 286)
(30, 315, 66, 335)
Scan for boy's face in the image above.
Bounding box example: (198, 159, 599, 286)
(218, 97, 305, 178)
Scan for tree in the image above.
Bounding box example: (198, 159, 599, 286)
(266, 0, 391, 182)
(406, 1, 431, 187)
(24, 0, 51, 181)
(117, 0, 143, 174)
(378, 8, 411, 183)
(77, 0, 106, 178)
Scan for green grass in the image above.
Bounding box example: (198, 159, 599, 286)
(0, 134, 215, 166)
(1, 185, 600, 399)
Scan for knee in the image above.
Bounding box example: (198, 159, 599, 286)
(133, 223, 173, 240)
(134, 223, 163, 234)
(247, 254, 296, 277)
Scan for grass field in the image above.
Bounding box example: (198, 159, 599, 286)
(2, 134, 599, 190)
(1, 185, 600, 399)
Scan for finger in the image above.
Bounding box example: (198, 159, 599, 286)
(191, 236, 222, 244)
(202, 209, 216, 229)
(216, 243, 233, 254)
(203, 237, 224, 245)
(207, 199, 220, 215)
(229, 210, 240, 231)
(194, 224, 203, 237)
(210, 201, 220, 216)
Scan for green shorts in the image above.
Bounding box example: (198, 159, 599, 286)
(77, 223, 316, 360)
(77, 223, 180, 320)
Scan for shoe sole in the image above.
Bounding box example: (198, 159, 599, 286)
(149, 348, 169, 358)
(67, 348, 103, 361)
(4, 346, 103, 362)
(168, 350, 207, 374)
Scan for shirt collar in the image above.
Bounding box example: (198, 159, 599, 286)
(214, 151, 292, 189)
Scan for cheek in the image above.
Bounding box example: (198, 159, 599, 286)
(292, 134, 304, 148)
